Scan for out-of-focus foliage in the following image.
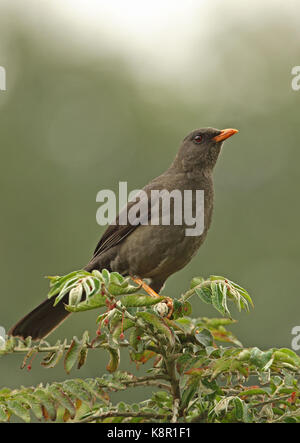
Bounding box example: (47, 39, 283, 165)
(0, 271, 299, 423)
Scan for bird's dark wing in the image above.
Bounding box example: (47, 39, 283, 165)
(92, 219, 136, 257)
(92, 175, 180, 258)
(92, 190, 150, 257)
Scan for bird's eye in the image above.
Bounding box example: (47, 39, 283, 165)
(194, 135, 203, 144)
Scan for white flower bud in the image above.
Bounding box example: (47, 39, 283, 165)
(68, 284, 83, 306)
(154, 302, 169, 317)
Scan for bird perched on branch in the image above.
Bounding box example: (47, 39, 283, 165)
(9, 127, 238, 340)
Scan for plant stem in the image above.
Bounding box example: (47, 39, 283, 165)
(78, 411, 170, 423)
(180, 279, 225, 302)
(171, 398, 180, 423)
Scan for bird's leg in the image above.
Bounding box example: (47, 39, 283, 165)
(131, 277, 173, 319)
(131, 277, 160, 298)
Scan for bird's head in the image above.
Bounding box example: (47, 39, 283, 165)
(172, 127, 238, 172)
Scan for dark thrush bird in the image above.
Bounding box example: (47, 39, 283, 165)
(9, 127, 238, 340)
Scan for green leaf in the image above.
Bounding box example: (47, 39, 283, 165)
(108, 282, 139, 295)
(112, 318, 135, 341)
(136, 311, 175, 346)
(101, 269, 111, 285)
(211, 282, 226, 316)
(64, 337, 83, 374)
(276, 348, 300, 367)
(48, 385, 76, 419)
(238, 388, 269, 397)
(233, 397, 250, 422)
(249, 348, 274, 369)
(77, 331, 90, 370)
(106, 346, 120, 373)
(190, 277, 205, 289)
(120, 294, 165, 307)
(229, 280, 254, 308)
(0, 404, 8, 422)
(195, 286, 212, 305)
(6, 399, 30, 423)
(195, 328, 213, 347)
(33, 389, 57, 421)
(273, 349, 300, 369)
(129, 327, 143, 350)
(63, 380, 94, 406)
(41, 341, 66, 369)
(21, 393, 44, 421)
(176, 353, 194, 374)
(181, 378, 199, 410)
(48, 271, 89, 299)
(65, 293, 107, 312)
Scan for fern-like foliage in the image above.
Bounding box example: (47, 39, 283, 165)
(1, 271, 299, 423)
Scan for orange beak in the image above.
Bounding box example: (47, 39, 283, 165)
(213, 128, 238, 143)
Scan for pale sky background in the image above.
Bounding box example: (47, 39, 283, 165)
(1, 0, 300, 80)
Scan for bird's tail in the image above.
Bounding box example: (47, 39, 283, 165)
(8, 295, 70, 341)
(8, 260, 113, 341)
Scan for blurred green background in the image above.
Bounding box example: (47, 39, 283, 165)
(0, 0, 300, 403)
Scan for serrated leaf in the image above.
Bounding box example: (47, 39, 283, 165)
(195, 286, 212, 304)
(65, 293, 107, 312)
(41, 341, 66, 369)
(33, 389, 57, 421)
(0, 404, 8, 422)
(120, 294, 165, 307)
(64, 337, 83, 374)
(176, 354, 194, 374)
(131, 350, 156, 365)
(239, 388, 269, 397)
(181, 378, 199, 410)
(195, 328, 213, 347)
(129, 327, 143, 351)
(108, 282, 139, 295)
(6, 399, 30, 423)
(112, 318, 135, 341)
(249, 348, 274, 369)
(190, 277, 205, 289)
(277, 349, 300, 367)
(136, 311, 175, 346)
(48, 385, 76, 419)
(211, 282, 226, 316)
(63, 380, 94, 406)
(101, 269, 110, 285)
(106, 346, 120, 373)
(21, 393, 44, 421)
(233, 397, 247, 421)
(77, 347, 88, 370)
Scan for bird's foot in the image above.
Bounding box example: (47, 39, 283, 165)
(131, 277, 173, 319)
(131, 277, 160, 298)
